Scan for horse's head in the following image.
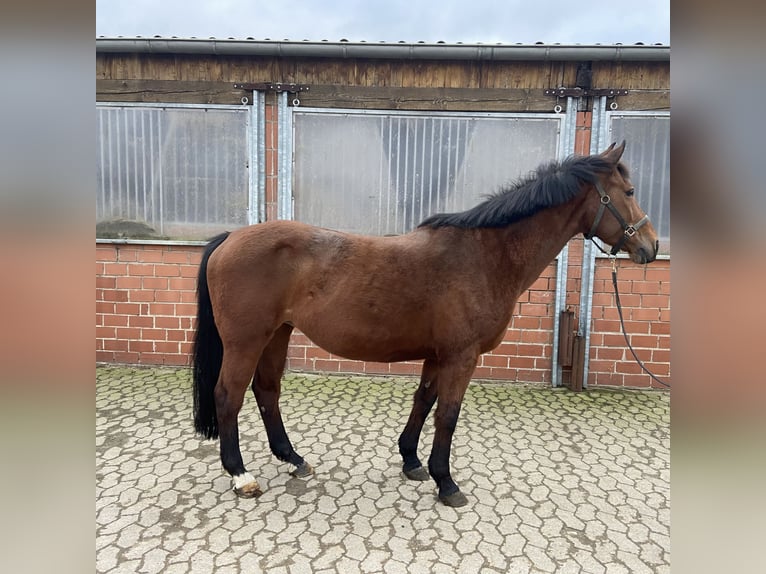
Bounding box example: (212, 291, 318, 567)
(585, 141, 659, 264)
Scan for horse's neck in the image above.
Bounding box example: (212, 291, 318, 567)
(491, 200, 586, 293)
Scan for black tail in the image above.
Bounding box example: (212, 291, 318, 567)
(192, 231, 230, 439)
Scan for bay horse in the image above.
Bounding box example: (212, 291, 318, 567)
(192, 141, 658, 507)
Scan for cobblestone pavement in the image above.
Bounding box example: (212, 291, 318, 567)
(96, 366, 670, 574)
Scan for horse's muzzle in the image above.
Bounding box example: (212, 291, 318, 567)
(635, 239, 659, 264)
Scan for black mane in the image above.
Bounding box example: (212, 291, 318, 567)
(418, 154, 619, 229)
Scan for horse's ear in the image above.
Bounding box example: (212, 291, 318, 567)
(602, 140, 626, 164)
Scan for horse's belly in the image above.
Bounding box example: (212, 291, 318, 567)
(295, 319, 432, 363)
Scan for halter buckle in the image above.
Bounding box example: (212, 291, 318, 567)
(600, 195, 611, 205)
(624, 225, 637, 237)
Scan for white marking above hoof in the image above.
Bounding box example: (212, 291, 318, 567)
(232, 472, 262, 498)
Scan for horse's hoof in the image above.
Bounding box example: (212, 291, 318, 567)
(403, 466, 430, 481)
(290, 461, 314, 478)
(232, 472, 263, 498)
(233, 481, 263, 498)
(440, 491, 468, 507)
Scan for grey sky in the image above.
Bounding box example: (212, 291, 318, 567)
(96, 0, 669, 45)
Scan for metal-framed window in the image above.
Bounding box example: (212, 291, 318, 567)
(607, 111, 670, 250)
(96, 103, 252, 241)
(290, 108, 566, 236)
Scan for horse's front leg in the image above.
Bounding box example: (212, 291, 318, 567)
(215, 349, 262, 498)
(428, 352, 478, 507)
(399, 358, 438, 481)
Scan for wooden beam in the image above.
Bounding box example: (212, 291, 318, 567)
(97, 79, 669, 112)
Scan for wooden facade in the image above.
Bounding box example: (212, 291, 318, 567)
(96, 45, 669, 112)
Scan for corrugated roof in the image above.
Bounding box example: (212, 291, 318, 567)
(96, 37, 669, 61)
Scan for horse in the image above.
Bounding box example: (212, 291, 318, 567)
(192, 141, 658, 507)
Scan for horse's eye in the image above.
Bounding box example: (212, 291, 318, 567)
(626, 188, 635, 197)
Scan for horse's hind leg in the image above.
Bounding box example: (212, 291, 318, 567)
(398, 359, 439, 481)
(251, 323, 313, 479)
(215, 346, 263, 498)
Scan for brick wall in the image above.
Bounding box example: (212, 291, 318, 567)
(96, 241, 670, 388)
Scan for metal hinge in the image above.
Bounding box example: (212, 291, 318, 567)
(544, 88, 629, 97)
(233, 82, 310, 93)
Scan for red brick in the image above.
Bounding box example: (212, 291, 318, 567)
(645, 267, 670, 281)
(103, 314, 129, 327)
(137, 249, 164, 263)
(180, 292, 197, 303)
(142, 277, 168, 290)
(516, 344, 544, 357)
(641, 294, 669, 308)
(589, 359, 616, 372)
(103, 262, 128, 275)
(115, 248, 139, 262)
(102, 289, 128, 302)
(155, 291, 181, 303)
(631, 308, 661, 321)
(128, 340, 154, 352)
(155, 341, 180, 354)
(128, 290, 155, 303)
(176, 303, 197, 317)
(112, 351, 140, 363)
(96, 248, 117, 262)
(162, 251, 191, 264)
(97, 276, 116, 289)
(388, 363, 422, 375)
(154, 264, 181, 277)
(141, 328, 166, 340)
(528, 291, 553, 304)
(650, 321, 671, 335)
(97, 301, 116, 314)
(180, 265, 199, 278)
(314, 359, 340, 372)
(104, 339, 129, 351)
(163, 354, 190, 366)
(592, 319, 621, 333)
(631, 281, 660, 294)
(512, 316, 540, 330)
(489, 367, 518, 381)
(521, 303, 548, 317)
(495, 343, 518, 356)
(307, 346, 332, 359)
(97, 326, 116, 339)
(155, 316, 180, 329)
(481, 354, 508, 368)
(619, 320, 650, 334)
(613, 266, 645, 281)
(510, 356, 536, 369)
(616, 361, 644, 374)
(116, 327, 141, 340)
(528, 277, 549, 291)
(137, 353, 165, 365)
(127, 263, 155, 276)
(169, 277, 196, 291)
(622, 374, 653, 388)
(596, 347, 624, 360)
(166, 329, 186, 342)
(150, 303, 176, 316)
(520, 330, 550, 344)
(128, 315, 153, 328)
(96, 350, 113, 362)
(115, 276, 141, 289)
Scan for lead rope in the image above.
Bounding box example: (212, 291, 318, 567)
(591, 239, 671, 388)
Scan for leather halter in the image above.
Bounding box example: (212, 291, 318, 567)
(584, 182, 650, 256)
